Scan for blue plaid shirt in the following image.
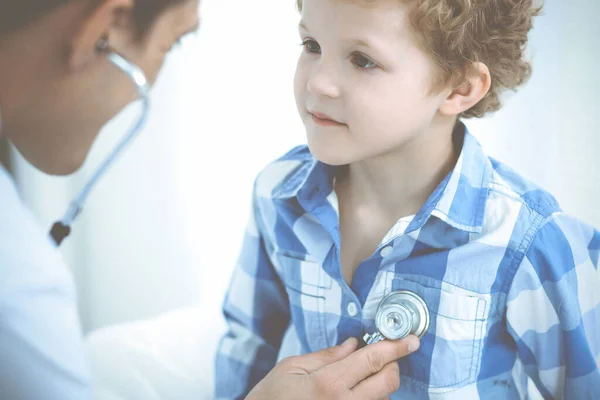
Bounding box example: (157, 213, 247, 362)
(215, 123, 600, 399)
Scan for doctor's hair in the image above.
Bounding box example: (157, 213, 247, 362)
(0, 0, 186, 37)
(295, 0, 542, 118)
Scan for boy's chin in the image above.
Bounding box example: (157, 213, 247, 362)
(306, 142, 352, 166)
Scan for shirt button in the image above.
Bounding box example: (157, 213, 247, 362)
(347, 302, 359, 317)
(380, 246, 393, 257)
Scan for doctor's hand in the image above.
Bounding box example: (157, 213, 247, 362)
(245, 335, 420, 400)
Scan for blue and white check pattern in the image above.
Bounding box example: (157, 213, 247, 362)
(215, 123, 600, 399)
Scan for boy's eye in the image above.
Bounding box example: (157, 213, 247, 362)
(351, 53, 377, 69)
(302, 39, 321, 54)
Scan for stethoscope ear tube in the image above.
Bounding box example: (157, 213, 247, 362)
(50, 52, 150, 246)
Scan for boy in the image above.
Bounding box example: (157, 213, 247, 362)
(216, 0, 600, 398)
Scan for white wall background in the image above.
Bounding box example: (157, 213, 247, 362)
(11, 0, 600, 395)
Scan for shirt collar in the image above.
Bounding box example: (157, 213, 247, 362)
(410, 123, 492, 234)
(273, 122, 493, 234)
(272, 155, 335, 206)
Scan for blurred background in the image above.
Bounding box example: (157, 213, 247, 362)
(2, 0, 599, 398)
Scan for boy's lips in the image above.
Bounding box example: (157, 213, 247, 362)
(309, 110, 346, 126)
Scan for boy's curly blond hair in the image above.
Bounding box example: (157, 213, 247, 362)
(296, 0, 542, 118)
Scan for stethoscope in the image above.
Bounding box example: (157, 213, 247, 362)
(49, 44, 150, 247)
(363, 290, 430, 345)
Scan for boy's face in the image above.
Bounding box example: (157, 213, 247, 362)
(294, 0, 451, 166)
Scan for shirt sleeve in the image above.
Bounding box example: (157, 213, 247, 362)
(214, 187, 290, 399)
(506, 212, 600, 399)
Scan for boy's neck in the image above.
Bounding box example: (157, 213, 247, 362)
(336, 117, 460, 222)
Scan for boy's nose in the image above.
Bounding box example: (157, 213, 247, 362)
(307, 61, 341, 99)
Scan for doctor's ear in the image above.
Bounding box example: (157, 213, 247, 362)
(69, 0, 135, 70)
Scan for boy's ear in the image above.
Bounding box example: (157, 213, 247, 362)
(439, 62, 491, 116)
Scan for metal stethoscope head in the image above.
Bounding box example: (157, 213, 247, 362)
(50, 45, 150, 246)
(363, 290, 430, 345)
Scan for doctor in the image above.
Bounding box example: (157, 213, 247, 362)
(0, 1, 419, 399)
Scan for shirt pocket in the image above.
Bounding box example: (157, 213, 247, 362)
(274, 250, 332, 351)
(390, 275, 488, 391)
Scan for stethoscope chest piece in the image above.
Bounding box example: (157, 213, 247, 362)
(363, 290, 430, 345)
